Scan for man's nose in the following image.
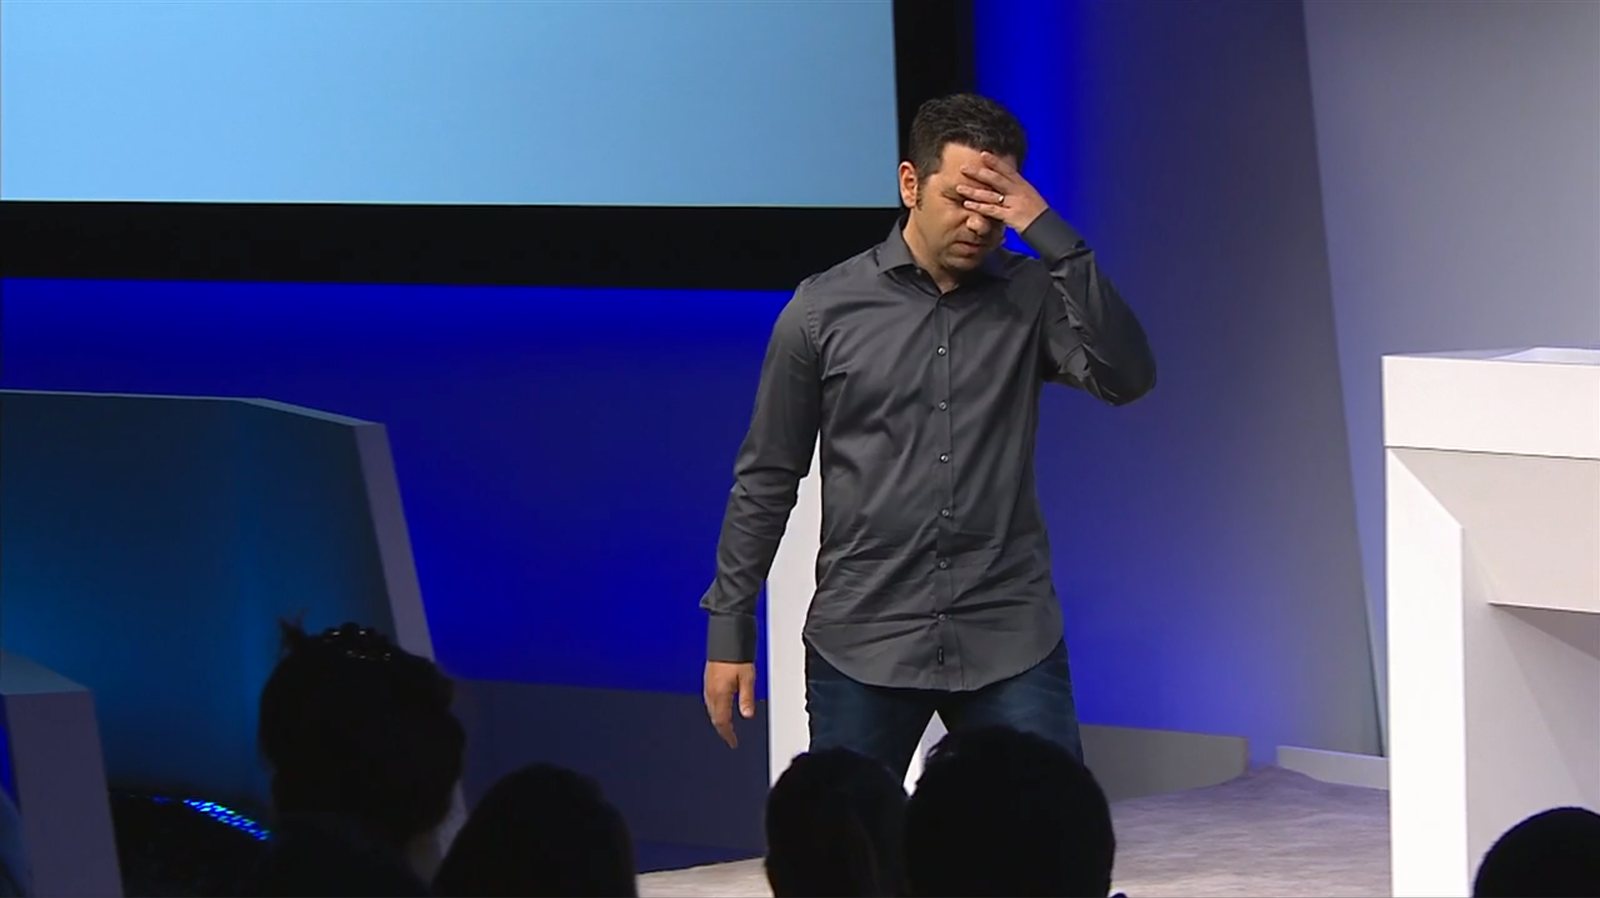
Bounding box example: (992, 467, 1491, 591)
(966, 213, 994, 235)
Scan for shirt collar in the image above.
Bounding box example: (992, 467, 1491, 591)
(874, 214, 1013, 282)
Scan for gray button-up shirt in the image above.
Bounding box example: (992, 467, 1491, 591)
(701, 209, 1155, 691)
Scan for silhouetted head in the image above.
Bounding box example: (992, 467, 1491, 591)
(432, 763, 636, 897)
(1474, 806, 1600, 897)
(905, 726, 1115, 897)
(258, 621, 464, 851)
(765, 748, 909, 897)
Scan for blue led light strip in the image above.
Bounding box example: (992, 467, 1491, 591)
(150, 795, 272, 841)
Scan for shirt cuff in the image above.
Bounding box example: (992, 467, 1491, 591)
(706, 612, 757, 663)
(1019, 208, 1087, 264)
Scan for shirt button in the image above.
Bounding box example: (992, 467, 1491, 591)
(936, 346, 947, 356)
(938, 401, 949, 411)
(940, 507, 952, 518)
(939, 453, 950, 463)
(937, 558, 950, 570)
(937, 613, 948, 621)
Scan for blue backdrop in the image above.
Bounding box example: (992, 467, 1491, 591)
(0, 278, 784, 696)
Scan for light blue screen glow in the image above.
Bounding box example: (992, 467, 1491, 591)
(0, 0, 899, 207)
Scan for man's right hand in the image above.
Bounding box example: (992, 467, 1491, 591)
(704, 660, 757, 748)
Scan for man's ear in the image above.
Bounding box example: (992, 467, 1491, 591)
(897, 161, 919, 209)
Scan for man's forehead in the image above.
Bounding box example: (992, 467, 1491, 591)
(938, 143, 1018, 166)
(932, 166, 1004, 191)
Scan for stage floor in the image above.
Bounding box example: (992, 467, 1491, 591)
(639, 766, 1390, 898)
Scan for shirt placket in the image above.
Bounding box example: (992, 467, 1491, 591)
(932, 297, 960, 689)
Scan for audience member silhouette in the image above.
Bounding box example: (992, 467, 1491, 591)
(432, 763, 636, 897)
(765, 748, 909, 897)
(240, 621, 464, 896)
(1474, 806, 1600, 897)
(236, 814, 429, 897)
(905, 726, 1115, 897)
(108, 792, 265, 897)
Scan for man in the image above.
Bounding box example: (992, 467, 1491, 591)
(700, 93, 1155, 778)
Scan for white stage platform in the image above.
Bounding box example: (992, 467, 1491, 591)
(1385, 347, 1600, 897)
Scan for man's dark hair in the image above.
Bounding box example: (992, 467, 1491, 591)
(906, 93, 1028, 180)
(765, 748, 909, 897)
(257, 621, 464, 851)
(1474, 806, 1600, 897)
(905, 726, 1114, 897)
(432, 763, 636, 897)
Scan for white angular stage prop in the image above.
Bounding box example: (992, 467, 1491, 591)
(1385, 348, 1600, 897)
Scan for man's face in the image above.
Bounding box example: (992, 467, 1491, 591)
(900, 142, 1014, 275)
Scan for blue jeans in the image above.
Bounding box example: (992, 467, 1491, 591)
(805, 640, 1083, 782)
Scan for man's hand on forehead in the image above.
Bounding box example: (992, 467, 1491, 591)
(954, 151, 1048, 232)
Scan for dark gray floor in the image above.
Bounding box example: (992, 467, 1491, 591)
(638, 766, 1391, 897)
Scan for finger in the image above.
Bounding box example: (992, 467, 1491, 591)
(705, 685, 738, 748)
(954, 184, 1005, 205)
(960, 163, 1010, 189)
(963, 199, 1008, 220)
(709, 700, 738, 748)
(980, 151, 1020, 177)
(738, 667, 757, 719)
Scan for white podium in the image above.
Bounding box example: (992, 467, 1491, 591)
(1384, 347, 1600, 897)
